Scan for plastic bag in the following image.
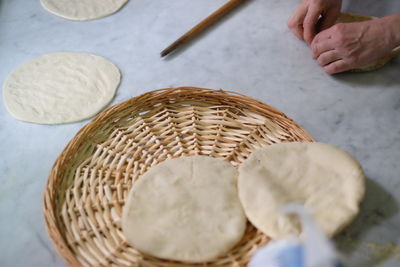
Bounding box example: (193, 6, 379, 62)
(249, 203, 343, 267)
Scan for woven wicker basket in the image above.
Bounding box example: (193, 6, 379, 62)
(43, 87, 313, 267)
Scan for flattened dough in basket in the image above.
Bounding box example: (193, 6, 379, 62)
(3, 52, 120, 124)
(40, 0, 128, 21)
(336, 13, 400, 72)
(238, 142, 365, 239)
(122, 156, 247, 263)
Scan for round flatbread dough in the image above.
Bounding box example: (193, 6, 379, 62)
(238, 142, 365, 239)
(3, 52, 120, 124)
(40, 0, 128, 21)
(122, 156, 246, 262)
(336, 13, 400, 72)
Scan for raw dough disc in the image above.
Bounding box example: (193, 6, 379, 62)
(40, 0, 128, 21)
(122, 156, 247, 262)
(238, 142, 365, 239)
(336, 13, 400, 72)
(3, 52, 120, 124)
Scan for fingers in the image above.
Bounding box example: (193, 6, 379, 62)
(287, 6, 308, 40)
(313, 31, 349, 74)
(288, 1, 349, 74)
(287, 12, 302, 39)
(311, 29, 335, 59)
(312, 23, 354, 74)
(290, 23, 304, 40)
(316, 50, 340, 66)
(324, 60, 350, 74)
(303, 6, 322, 45)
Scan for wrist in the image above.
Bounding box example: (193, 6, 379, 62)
(382, 14, 400, 49)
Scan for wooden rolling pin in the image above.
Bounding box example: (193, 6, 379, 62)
(161, 0, 246, 57)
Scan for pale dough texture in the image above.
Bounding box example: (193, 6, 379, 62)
(238, 142, 365, 239)
(122, 156, 247, 262)
(336, 13, 400, 72)
(3, 52, 120, 124)
(40, 0, 128, 21)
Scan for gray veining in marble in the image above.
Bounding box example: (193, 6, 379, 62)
(1, 0, 400, 266)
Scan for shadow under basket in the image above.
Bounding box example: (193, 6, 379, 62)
(43, 87, 314, 266)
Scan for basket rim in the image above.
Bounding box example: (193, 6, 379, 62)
(43, 86, 314, 266)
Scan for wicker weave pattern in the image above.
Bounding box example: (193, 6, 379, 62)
(44, 87, 313, 266)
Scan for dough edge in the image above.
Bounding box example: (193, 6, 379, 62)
(238, 142, 365, 239)
(40, 0, 129, 21)
(2, 52, 121, 124)
(122, 156, 247, 263)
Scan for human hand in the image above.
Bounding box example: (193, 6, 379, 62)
(288, 0, 342, 45)
(311, 15, 400, 74)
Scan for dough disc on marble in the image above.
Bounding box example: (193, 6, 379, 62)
(238, 142, 365, 239)
(122, 156, 246, 262)
(336, 13, 400, 72)
(40, 0, 128, 21)
(3, 52, 120, 124)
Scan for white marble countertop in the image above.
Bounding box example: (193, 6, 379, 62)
(1, 0, 400, 266)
